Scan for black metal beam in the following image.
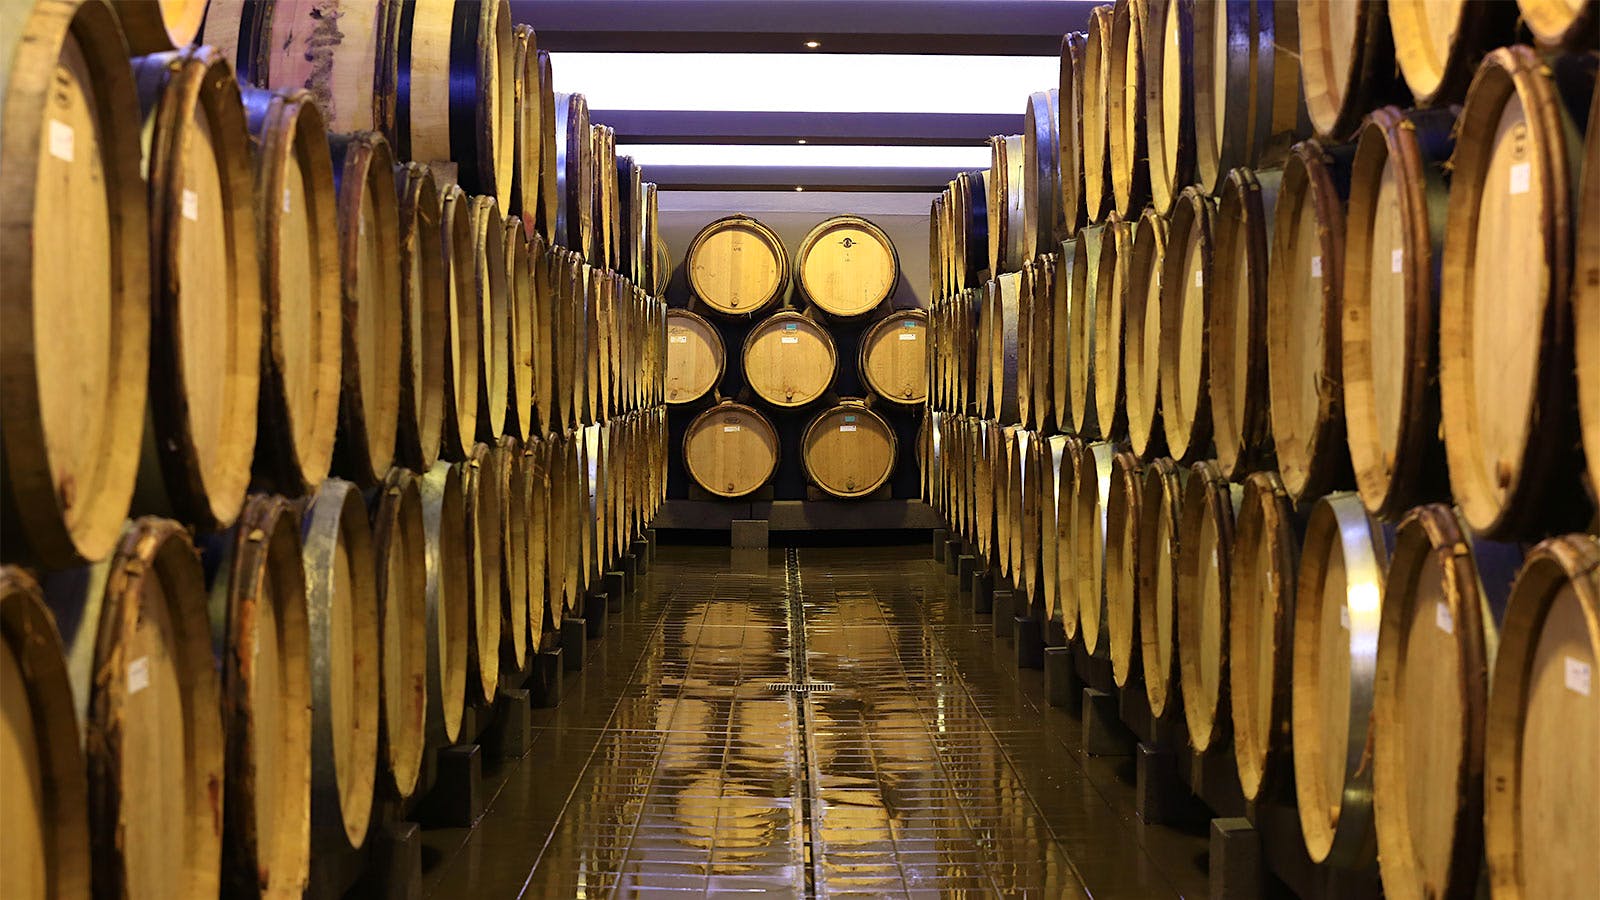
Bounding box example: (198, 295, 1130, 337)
(591, 110, 1021, 145)
(645, 164, 966, 192)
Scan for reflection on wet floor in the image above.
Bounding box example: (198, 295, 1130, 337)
(421, 544, 1206, 898)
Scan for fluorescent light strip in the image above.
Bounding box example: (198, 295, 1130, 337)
(551, 52, 1059, 114)
(621, 143, 992, 169)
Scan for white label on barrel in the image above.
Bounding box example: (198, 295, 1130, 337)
(669, 334, 688, 343)
(839, 424, 857, 432)
(1194, 270, 1204, 288)
(1435, 601, 1454, 635)
(723, 425, 741, 432)
(1509, 162, 1531, 195)
(182, 189, 199, 222)
(1339, 606, 1350, 630)
(127, 657, 150, 695)
(48, 120, 73, 162)
(1567, 657, 1592, 696)
(283, 187, 293, 213)
(780, 336, 799, 344)
(1311, 256, 1323, 279)
(899, 332, 918, 340)
(1391, 248, 1404, 274)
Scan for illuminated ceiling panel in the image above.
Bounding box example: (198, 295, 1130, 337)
(619, 144, 992, 169)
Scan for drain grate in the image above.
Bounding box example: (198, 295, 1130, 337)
(766, 682, 836, 694)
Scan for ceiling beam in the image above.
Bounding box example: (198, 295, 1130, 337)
(592, 110, 1020, 146)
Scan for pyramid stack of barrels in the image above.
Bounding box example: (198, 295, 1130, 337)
(666, 213, 926, 500)
(0, 1, 667, 895)
(926, 0, 1600, 895)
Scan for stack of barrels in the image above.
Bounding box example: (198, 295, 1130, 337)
(926, 1, 1600, 896)
(668, 213, 927, 500)
(0, 1, 668, 896)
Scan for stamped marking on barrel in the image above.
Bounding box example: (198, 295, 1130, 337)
(1567, 657, 1593, 696)
(127, 656, 151, 695)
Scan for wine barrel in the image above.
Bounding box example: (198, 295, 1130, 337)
(1484, 533, 1600, 899)
(126, 47, 261, 530)
(1291, 491, 1390, 867)
(419, 462, 468, 746)
(552, 92, 593, 258)
(1104, 449, 1145, 687)
(1372, 504, 1523, 900)
(1298, 0, 1409, 140)
(803, 402, 897, 500)
(395, 163, 446, 473)
(329, 133, 402, 487)
(1041, 434, 1076, 626)
(1093, 218, 1136, 439)
(1059, 33, 1088, 233)
(1229, 470, 1302, 801)
(398, 0, 514, 207)
(523, 438, 552, 648)
(504, 218, 534, 439)
(1268, 139, 1355, 503)
(1027, 254, 1058, 430)
(512, 25, 541, 221)
(112, 0, 205, 53)
(1517, 0, 1599, 48)
(796, 215, 898, 319)
(464, 443, 502, 703)
(931, 193, 947, 302)
(366, 469, 426, 800)
(684, 401, 779, 498)
(1176, 460, 1242, 751)
(1159, 186, 1215, 463)
(1389, 0, 1518, 105)
(1210, 166, 1281, 479)
(468, 197, 510, 442)
(859, 309, 929, 405)
(1193, 0, 1309, 192)
(203, 495, 312, 897)
(1108, 0, 1151, 218)
(1580, 85, 1600, 505)
(438, 186, 481, 460)
(988, 272, 1025, 422)
(1440, 48, 1596, 539)
(1022, 90, 1062, 255)
(1125, 207, 1169, 458)
(592, 125, 619, 271)
(1342, 106, 1456, 519)
(299, 481, 379, 851)
(545, 252, 579, 430)
(0, 567, 90, 898)
(532, 51, 559, 243)
(620, 157, 642, 282)
(995, 425, 1015, 578)
(1051, 247, 1074, 427)
(494, 438, 528, 673)
(1073, 440, 1119, 655)
(974, 285, 995, 418)
(987, 135, 1028, 274)
(46, 517, 225, 894)
(1016, 261, 1037, 428)
(960, 169, 989, 282)
(666, 308, 724, 404)
(1136, 457, 1186, 717)
(1083, 5, 1116, 222)
(577, 424, 605, 582)
(1069, 225, 1106, 435)
(1, 0, 147, 531)
(1146, 0, 1194, 214)
(543, 432, 575, 619)
(686, 214, 788, 316)
(1019, 430, 1047, 600)
(743, 310, 838, 409)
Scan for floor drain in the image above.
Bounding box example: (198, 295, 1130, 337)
(766, 682, 835, 693)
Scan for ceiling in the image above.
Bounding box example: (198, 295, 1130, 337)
(512, 1, 1092, 191)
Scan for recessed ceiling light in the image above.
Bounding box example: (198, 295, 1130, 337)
(804, 40, 821, 49)
(797, 139, 807, 144)
(795, 186, 805, 192)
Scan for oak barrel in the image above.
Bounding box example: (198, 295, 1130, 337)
(494, 438, 529, 674)
(396, 163, 447, 473)
(1158, 186, 1215, 463)
(1058, 33, 1087, 233)
(1372, 504, 1523, 900)
(298, 481, 379, 851)
(1082, 5, 1116, 223)
(1108, 0, 1151, 218)
(0, 567, 89, 898)
(1073, 440, 1119, 655)
(796, 215, 899, 318)
(522, 439, 551, 648)
(203, 495, 312, 897)
(1104, 449, 1146, 687)
(687, 214, 789, 316)
(1068, 226, 1106, 435)
(742, 310, 838, 409)
(1579, 83, 1600, 504)
(1291, 491, 1389, 867)
(859, 309, 929, 405)
(1041, 434, 1078, 626)
(468, 197, 510, 442)
(1267, 139, 1355, 503)
(240, 87, 342, 496)
(1192, 0, 1308, 192)
(1341, 106, 1457, 518)
(802, 402, 897, 500)
(1022, 90, 1062, 256)
(329, 133, 402, 487)
(552, 91, 593, 258)
(988, 273, 1025, 422)
(464, 443, 503, 703)
(532, 50, 559, 243)
(1516, 0, 1599, 48)
(1026, 255, 1057, 430)
(1093, 218, 1136, 439)
(1210, 166, 1280, 479)
(419, 462, 468, 746)
(1388, 0, 1517, 105)
(1229, 470, 1301, 801)
(987, 135, 1028, 273)
(543, 432, 575, 619)
(1298, 0, 1409, 140)
(511, 25, 542, 222)
(1145, 0, 1193, 214)
(684, 401, 779, 498)
(112, 0, 205, 53)
(1176, 460, 1242, 751)
(1484, 533, 1600, 900)
(438, 185, 481, 460)
(665, 308, 725, 405)
(504, 218, 534, 439)
(1125, 207, 1169, 458)
(367, 469, 426, 800)
(1051, 247, 1074, 428)
(1439, 48, 1596, 539)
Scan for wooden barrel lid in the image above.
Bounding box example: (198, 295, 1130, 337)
(528, 233, 556, 432)
(1159, 186, 1215, 463)
(542, 433, 574, 617)
(1022, 90, 1062, 257)
(368, 468, 426, 799)
(1108, 0, 1151, 218)
(686, 214, 788, 316)
(1082, 5, 1116, 223)
(396, 163, 446, 472)
(1069, 225, 1107, 436)
(1580, 84, 1600, 507)
(859, 309, 928, 405)
(1485, 533, 1600, 898)
(1040, 434, 1072, 624)
(1440, 48, 1596, 539)
(1176, 461, 1242, 750)
(1093, 218, 1135, 439)
(0, 567, 89, 898)
(1020, 430, 1048, 599)
(467, 196, 509, 443)
(1299, 0, 1405, 140)
(299, 481, 379, 849)
(742, 311, 837, 408)
(495, 438, 529, 673)
(1104, 449, 1146, 688)
(1136, 458, 1187, 716)
(1126, 207, 1169, 458)
(438, 185, 481, 460)
(989, 272, 1025, 422)
(1058, 33, 1087, 233)
(1389, 0, 1517, 105)
(464, 443, 503, 703)
(1229, 470, 1300, 802)
(995, 426, 1015, 576)
(420, 461, 469, 745)
(1210, 166, 1281, 480)
(253, 0, 384, 136)
(1268, 140, 1355, 503)
(504, 219, 534, 439)
(1073, 440, 1119, 655)
(1192, 1, 1307, 192)
(113, 0, 207, 53)
(683, 402, 779, 498)
(803, 402, 896, 499)
(1146, 0, 1193, 214)
(797, 215, 898, 318)
(1516, 0, 1599, 48)
(1050, 249, 1073, 427)
(1291, 491, 1390, 867)
(1027, 255, 1058, 429)
(551, 91, 593, 258)
(1372, 504, 1523, 900)
(666, 308, 724, 405)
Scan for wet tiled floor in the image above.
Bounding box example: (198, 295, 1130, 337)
(422, 544, 1208, 898)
